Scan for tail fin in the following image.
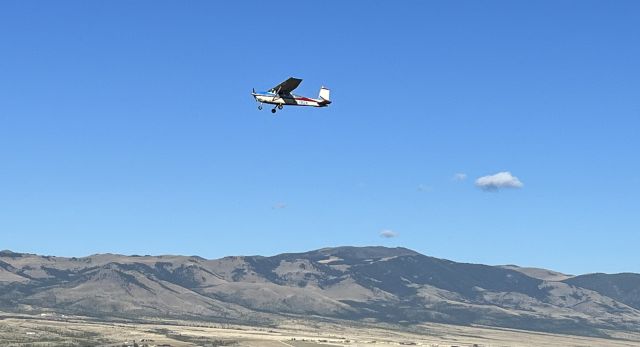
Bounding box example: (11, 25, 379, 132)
(318, 86, 331, 105)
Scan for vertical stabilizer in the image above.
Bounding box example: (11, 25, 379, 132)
(319, 86, 331, 102)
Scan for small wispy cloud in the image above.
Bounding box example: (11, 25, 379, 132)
(453, 173, 467, 181)
(417, 184, 432, 192)
(272, 202, 287, 209)
(379, 229, 398, 238)
(475, 171, 523, 191)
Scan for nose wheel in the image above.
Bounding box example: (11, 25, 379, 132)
(258, 105, 263, 110)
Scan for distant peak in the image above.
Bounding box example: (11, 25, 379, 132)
(0, 250, 23, 258)
(312, 246, 421, 260)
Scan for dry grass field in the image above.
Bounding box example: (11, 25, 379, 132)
(2, 313, 640, 347)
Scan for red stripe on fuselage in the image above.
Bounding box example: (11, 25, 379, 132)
(294, 97, 317, 102)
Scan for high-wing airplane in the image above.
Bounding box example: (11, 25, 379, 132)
(252, 77, 331, 114)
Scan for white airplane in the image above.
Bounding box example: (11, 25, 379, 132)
(252, 77, 331, 114)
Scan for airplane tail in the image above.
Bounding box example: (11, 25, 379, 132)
(318, 86, 331, 105)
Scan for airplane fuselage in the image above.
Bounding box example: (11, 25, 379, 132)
(252, 91, 330, 107)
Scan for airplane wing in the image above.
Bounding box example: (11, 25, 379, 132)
(269, 77, 302, 94)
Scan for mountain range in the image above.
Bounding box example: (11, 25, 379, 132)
(1, 246, 639, 337)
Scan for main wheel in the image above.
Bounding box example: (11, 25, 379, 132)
(258, 105, 263, 110)
(271, 108, 276, 114)
(277, 105, 283, 110)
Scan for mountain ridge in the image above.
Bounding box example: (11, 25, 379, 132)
(1, 246, 638, 338)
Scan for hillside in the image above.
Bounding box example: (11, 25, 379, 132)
(1, 247, 639, 337)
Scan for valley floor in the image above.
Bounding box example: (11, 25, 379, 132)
(1, 313, 640, 347)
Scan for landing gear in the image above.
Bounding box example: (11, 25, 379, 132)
(271, 108, 276, 114)
(277, 105, 283, 110)
(258, 105, 263, 110)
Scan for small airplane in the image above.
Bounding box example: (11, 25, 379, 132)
(252, 77, 331, 114)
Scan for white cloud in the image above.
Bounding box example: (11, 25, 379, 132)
(475, 171, 523, 191)
(272, 202, 287, 209)
(453, 173, 467, 181)
(379, 229, 398, 238)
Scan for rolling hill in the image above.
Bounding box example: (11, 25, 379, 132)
(1, 247, 639, 337)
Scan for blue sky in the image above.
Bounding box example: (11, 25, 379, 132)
(1, 1, 639, 274)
